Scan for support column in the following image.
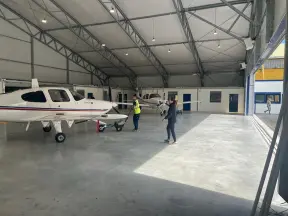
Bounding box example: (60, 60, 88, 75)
(30, 36, 34, 79)
(266, 0, 275, 43)
(66, 57, 69, 84)
(245, 74, 255, 115)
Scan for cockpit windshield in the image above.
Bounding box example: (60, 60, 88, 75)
(70, 90, 85, 101)
(149, 94, 161, 99)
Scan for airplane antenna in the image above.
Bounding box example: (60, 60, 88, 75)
(31, 78, 39, 89)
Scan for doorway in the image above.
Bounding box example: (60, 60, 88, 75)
(118, 93, 122, 109)
(229, 94, 239, 112)
(124, 94, 128, 109)
(168, 91, 178, 100)
(183, 94, 191, 111)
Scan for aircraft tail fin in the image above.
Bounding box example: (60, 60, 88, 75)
(31, 78, 39, 88)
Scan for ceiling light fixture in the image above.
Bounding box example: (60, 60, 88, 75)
(101, 43, 106, 47)
(213, 30, 217, 35)
(110, 7, 115, 13)
(152, 37, 155, 42)
(41, 18, 47, 24)
(125, 53, 128, 56)
(168, 49, 171, 53)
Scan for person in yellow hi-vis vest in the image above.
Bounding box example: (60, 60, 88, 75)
(132, 94, 141, 131)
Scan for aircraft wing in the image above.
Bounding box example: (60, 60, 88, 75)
(177, 101, 201, 105)
(24, 114, 128, 122)
(116, 102, 150, 107)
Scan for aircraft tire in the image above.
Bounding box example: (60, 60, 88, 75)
(43, 125, 52, 132)
(99, 125, 105, 132)
(55, 133, 66, 143)
(116, 126, 123, 132)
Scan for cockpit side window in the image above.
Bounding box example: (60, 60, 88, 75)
(149, 94, 161, 99)
(21, 91, 47, 103)
(70, 90, 85, 101)
(48, 89, 70, 102)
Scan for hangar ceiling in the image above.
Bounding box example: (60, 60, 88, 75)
(0, 0, 253, 88)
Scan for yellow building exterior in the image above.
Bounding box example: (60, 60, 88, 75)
(255, 43, 284, 81)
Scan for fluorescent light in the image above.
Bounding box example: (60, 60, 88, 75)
(152, 37, 155, 42)
(101, 44, 106, 47)
(168, 49, 171, 53)
(125, 53, 128, 56)
(110, 7, 115, 13)
(41, 18, 47, 24)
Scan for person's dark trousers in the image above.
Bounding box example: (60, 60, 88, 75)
(133, 114, 140, 130)
(166, 121, 176, 142)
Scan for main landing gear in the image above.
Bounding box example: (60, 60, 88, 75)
(160, 110, 167, 116)
(43, 125, 52, 132)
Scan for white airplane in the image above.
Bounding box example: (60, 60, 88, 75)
(135, 92, 200, 116)
(0, 79, 133, 143)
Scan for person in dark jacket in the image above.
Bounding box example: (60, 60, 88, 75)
(164, 97, 177, 144)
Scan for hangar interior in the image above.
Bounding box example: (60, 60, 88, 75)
(0, 0, 287, 216)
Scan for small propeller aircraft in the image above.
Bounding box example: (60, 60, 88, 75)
(135, 92, 200, 116)
(0, 79, 134, 143)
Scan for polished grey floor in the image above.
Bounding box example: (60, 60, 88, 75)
(0, 113, 269, 216)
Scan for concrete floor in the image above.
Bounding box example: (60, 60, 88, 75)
(256, 113, 279, 131)
(0, 113, 269, 216)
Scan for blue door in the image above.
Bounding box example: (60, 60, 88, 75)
(229, 94, 239, 112)
(183, 94, 191, 111)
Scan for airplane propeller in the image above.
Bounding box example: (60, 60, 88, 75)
(108, 85, 121, 114)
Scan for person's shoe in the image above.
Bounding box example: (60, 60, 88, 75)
(133, 129, 138, 132)
(171, 141, 177, 144)
(164, 139, 170, 143)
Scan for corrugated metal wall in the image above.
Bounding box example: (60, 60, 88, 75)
(264, 58, 284, 68)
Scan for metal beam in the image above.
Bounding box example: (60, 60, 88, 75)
(98, 0, 169, 87)
(0, 2, 108, 85)
(79, 38, 244, 53)
(219, 0, 254, 24)
(172, 0, 205, 87)
(45, 0, 252, 31)
(266, 0, 275, 43)
(228, 2, 251, 31)
(32, 0, 137, 89)
(30, 36, 34, 79)
(188, 11, 245, 43)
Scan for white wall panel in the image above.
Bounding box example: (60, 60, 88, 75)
(204, 73, 243, 87)
(0, 37, 30, 62)
(34, 65, 66, 83)
(34, 39, 66, 68)
(110, 77, 131, 88)
(0, 60, 31, 80)
(69, 61, 87, 73)
(169, 75, 200, 87)
(274, 0, 286, 30)
(74, 86, 103, 100)
(198, 88, 245, 114)
(138, 76, 163, 88)
(70, 71, 91, 85)
(0, 19, 30, 41)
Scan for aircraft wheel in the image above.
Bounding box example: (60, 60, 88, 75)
(99, 125, 105, 132)
(55, 133, 66, 143)
(116, 126, 123, 132)
(43, 125, 52, 132)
